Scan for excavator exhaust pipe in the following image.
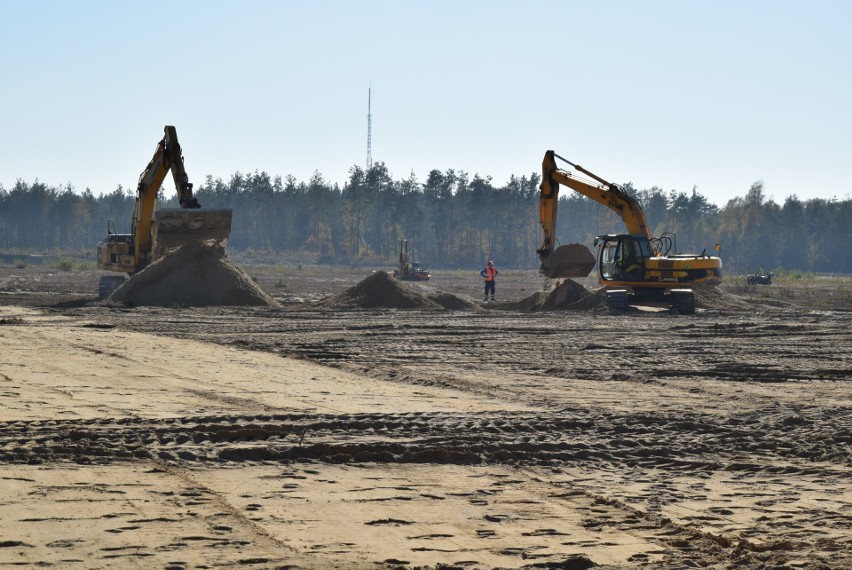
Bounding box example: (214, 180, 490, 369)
(540, 243, 596, 279)
(154, 208, 233, 253)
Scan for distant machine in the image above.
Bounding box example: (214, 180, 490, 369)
(394, 240, 431, 282)
(747, 270, 773, 285)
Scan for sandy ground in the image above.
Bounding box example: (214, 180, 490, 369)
(0, 263, 850, 569)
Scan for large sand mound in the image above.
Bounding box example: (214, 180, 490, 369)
(321, 271, 479, 310)
(107, 244, 277, 307)
(503, 279, 604, 312)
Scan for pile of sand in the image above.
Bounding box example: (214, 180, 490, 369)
(503, 279, 604, 312)
(320, 271, 478, 311)
(506, 282, 750, 313)
(107, 244, 277, 307)
(426, 291, 483, 311)
(503, 291, 548, 312)
(320, 271, 440, 310)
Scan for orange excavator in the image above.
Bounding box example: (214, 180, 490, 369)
(537, 150, 722, 313)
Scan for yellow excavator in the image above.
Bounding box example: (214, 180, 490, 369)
(96, 125, 232, 297)
(537, 150, 722, 314)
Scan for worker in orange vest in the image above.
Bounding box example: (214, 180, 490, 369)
(480, 260, 498, 301)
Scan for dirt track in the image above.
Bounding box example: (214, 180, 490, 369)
(0, 264, 850, 569)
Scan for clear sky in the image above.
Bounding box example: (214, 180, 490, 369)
(2, 0, 850, 206)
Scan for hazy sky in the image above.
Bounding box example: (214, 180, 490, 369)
(2, 1, 850, 206)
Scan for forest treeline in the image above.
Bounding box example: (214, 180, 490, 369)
(1, 163, 850, 274)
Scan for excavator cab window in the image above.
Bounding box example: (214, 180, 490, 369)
(599, 236, 648, 281)
(599, 240, 618, 281)
(623, 239, 646, 280)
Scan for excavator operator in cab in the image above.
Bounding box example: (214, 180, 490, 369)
(617, 239, 643, 280)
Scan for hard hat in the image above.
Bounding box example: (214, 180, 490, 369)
(487, 260, 493, 266)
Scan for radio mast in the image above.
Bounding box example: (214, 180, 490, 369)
(366, 85, 373, 170)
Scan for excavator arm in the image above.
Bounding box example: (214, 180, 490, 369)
(539, 150, 651, 246)
(538, 150, 650, 278)
(132, 125, 202, 266)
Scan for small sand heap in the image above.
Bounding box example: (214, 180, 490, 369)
(321, 271, 479, 310)
(538, 279, 605, 311)
(426, 291, 483, 311)
(107, 244, 277, 307)
(505, 279, 604, 312)
(507, 281, 749, 312)
(321, 271, 441, 309)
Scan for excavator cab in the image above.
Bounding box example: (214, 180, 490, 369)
(596, 234, 649, 282)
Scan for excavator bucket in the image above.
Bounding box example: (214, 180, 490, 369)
(540, 243, 596, 279)
(154, 208, 232, 252)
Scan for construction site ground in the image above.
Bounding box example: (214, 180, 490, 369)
(0, 262, 850, 569)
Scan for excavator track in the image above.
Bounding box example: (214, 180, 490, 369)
(669, 289, 696, 314)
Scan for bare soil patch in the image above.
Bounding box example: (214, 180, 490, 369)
(0, 259, 850, 568)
